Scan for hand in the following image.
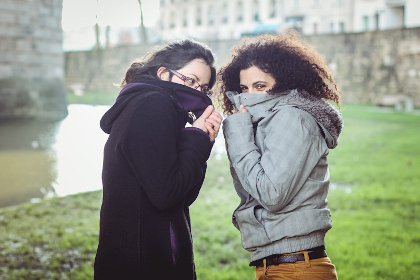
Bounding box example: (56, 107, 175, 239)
(233, 104, 248, 114)
(205, 110, 223, 142)
(192, 105, 222, 142)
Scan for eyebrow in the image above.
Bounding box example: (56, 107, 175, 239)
(240, 81, 268, 87)
(189, 73, 209, 86)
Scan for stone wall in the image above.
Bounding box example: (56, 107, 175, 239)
(0, 0, 67, 120)
(307, 28, 420, 107)
(64, 40, 240, 94)
(64, 28, 420, 107)
(65, 45, 152, 94)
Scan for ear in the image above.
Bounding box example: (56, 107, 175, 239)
(157, 67, 170, 81)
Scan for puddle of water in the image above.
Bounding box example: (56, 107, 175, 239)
(52, 105, 110, 197)
(0, 104, 110, 208)
(330, 182, 358, 194)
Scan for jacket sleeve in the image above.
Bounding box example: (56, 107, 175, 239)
(121, 92, 212, 211)
(223, 109, 325, 212)
(184, 163, 207, 206)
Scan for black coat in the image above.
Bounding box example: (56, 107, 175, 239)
(94, 79, 213, 279)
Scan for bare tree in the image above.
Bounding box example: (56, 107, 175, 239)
(138, 0, 148, 44)
(106, 25, 111, 49)
(94, 0, 101, 49)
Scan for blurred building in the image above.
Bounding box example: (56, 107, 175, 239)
(281, 0, 354, 34)
(157, 0, 420, 40)
(353, 0, 420, 32)
(159, 0, 285, 40)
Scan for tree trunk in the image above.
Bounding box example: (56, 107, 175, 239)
(95, 23, 101, 49)
(138, 0, 148, 44)
(94, 0, 101, 50)
(106, 25, 111, 49)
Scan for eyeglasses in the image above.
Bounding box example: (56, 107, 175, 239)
(168, 69, 213, 96)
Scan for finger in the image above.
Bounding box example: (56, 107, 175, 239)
(206, 112, 223, 123)
(206, 114, 222, 127)
(205, 122, 216, 142)
(209, 111, 223, 121)
(240, 104, 248, 113)
(206, 114, 223, 126)
(205, 118, 221, 133)
(199, 105, 214, 120)
(205, 121, 214, 130)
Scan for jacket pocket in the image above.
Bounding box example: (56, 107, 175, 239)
(234, 205, 271, 250)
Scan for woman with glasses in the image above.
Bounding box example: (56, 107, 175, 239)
(215, 32, 342, 279)
(94, 39, 222, 280)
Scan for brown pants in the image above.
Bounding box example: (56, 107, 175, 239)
(255, 251, 338, 280)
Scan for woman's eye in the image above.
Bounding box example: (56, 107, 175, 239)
(256, 84, 266, 90)
(240, 86, 248, 92)
(186, 78, 195, 85)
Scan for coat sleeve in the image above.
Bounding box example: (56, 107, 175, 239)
(121, 92, 212, 211)
(223, 108, 325, 212)
(185, 163, 207, 206)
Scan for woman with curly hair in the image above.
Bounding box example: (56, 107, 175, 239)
(215, 32, 343, 279)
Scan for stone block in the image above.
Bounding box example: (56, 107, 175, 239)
(39, 17, 54, 28)
(0, 65, 13, 77)
(0, 53, 14, 63)
(13, 2, 31, 13)
(31, 29, 45, 39)
(49, 44, 63, 54)
(53, 9, 62, 18)
(38, 6, 51, 16)
(19, 26, 33, 36)
(0, 2, 15, 11)
(0, 38, 16, 52)
(0, 12, 16, 24)
(18, 15, 31, 26)
(17, 39, 31, 51)
(0, 26, 12, 36)
(51, 67, 64, 78)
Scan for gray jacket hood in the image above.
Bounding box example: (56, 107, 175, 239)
(225, 89, 343, 149)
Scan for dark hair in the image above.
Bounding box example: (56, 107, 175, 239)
(215, 31, 341, 115)
(122, 38, 216, 88)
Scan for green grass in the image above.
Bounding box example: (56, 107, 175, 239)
(0, 191, 101, 279)
(324, 105, 420, 279)
(0, 104, 419, 279)
(190, 157, 254, 279)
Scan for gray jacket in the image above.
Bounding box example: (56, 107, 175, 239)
(222, 89, 343, 262)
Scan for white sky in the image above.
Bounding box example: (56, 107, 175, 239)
(62, 0, 160, 31)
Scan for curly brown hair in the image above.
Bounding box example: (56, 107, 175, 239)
(214, 31, 341, 115)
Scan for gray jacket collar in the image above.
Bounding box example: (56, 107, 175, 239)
(225, 89, 343, 149)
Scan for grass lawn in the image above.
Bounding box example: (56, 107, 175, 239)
(0, 104, 419, 279)
(324, 105, 420, 279)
